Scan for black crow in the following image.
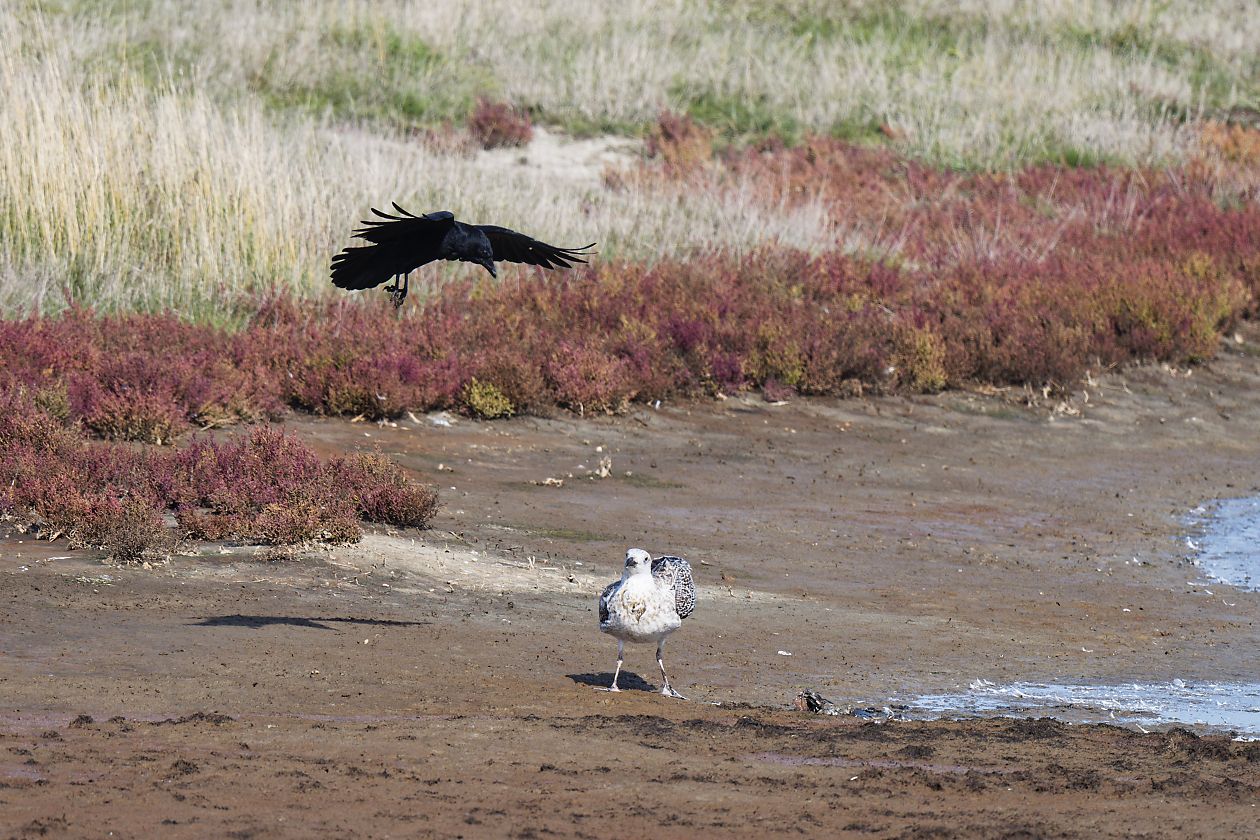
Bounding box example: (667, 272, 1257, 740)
(330, 204, 596, 307)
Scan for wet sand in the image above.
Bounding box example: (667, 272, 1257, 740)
(3, 330, 1260, 838)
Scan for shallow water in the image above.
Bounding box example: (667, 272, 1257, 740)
(1186, 496, 1260, 591)
(900, 499, 1260, 737)
(907, 679, 1260, 737)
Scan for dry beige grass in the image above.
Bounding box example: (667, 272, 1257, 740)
(0, 8, 833, 318)
(49, 0, 1257, 165)
(2, 1, 1256, 317)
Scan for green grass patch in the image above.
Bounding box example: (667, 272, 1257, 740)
(324, 22, 442, 68)
(250, 23, 494, 129)
(828, 116, 892, 146)
(530, 109, 643, 139)
(737, 1, 969, 55)
(101, 37, 198, 91)
(1042, 143, 1123, 170)
(1057, 21, 1258, 111)
(674, 86, 803, 146)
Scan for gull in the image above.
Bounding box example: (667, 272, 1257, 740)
(597, 548, 696, 699)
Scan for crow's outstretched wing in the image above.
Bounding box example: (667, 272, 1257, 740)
(651, 555, 696, 620)
(330, 205, 455, 290)
(350, 206, 454, 245)
(476, 225, 595, 270)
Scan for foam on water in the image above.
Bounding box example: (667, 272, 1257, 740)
(1186, 496, 1260, 591)
(909, 679, 1260, 736)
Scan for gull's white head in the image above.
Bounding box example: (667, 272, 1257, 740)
(623, 547, 652, 576)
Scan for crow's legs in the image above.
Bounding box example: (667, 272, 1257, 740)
(595, 640, 624, 692)
(384, 273, 410, 309)
(657, 640, 686, 700)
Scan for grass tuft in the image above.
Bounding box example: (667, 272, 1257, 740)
(646, 111, 714, 168)
(462, 378, 514, 420)
(468, 98, 533, 149)
(338, 453, 440, 528)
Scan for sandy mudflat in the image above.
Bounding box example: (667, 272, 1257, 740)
(3, 330, 1259, 838)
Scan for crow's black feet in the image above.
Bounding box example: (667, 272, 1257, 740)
(384, 284, 407, 309)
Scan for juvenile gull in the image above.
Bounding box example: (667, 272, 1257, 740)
(597, 548, 696, 699)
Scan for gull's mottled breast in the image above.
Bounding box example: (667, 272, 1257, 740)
(599, 575, 682, 643)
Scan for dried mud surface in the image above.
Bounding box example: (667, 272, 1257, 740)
(4, 335, 1260, 838)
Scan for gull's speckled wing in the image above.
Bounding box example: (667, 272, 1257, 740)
(598, 579, 620, 626)
(651, 555, 696, 620)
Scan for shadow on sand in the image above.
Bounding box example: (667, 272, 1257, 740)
(567, 672, 658, 692)
(191, 614, 430, 630)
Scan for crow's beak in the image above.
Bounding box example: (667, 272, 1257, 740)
(481, 259, 497, 279)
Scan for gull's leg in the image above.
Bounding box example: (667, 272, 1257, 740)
(596, 640, 624, 692)
(611, 640, 624, 691)
(657, 640, 687, 700)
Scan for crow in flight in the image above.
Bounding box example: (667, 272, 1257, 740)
(330, 204, 595, 307)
